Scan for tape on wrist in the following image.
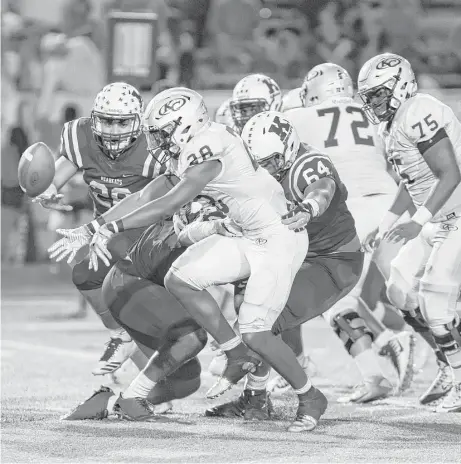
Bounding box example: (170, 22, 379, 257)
(412, 206, 433, 227)
(106, 219, 125, 233)
(86, 216, 106, 234)
(301, 198, 320, 218)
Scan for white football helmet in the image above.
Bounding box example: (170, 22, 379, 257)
(91, 82, 143, 159)
(357, 53, 417, 124)
(214, 98, 233, 127)
(301, 63, 353, 108)
(241, 111, 300, 180)
(143, 87, 210, 164)
(230, 74, 282, 132)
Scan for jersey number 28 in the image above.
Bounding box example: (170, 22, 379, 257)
(317, 106, 374, 148)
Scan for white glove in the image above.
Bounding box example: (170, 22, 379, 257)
(48, 225, 92, 264)
(32, 184, 73, 211)
(88, 225, 115, 271)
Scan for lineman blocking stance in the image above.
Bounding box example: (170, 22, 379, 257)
(206, 111, 363, 425)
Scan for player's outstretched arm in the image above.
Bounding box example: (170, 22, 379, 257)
(33, 156, 78, 211)
(114, 160, 222, 231)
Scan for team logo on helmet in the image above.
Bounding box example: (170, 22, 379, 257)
(268, 115, 291, 141)
(306, 69, 323, 81)
(376, 57, 402, 69)
(158, 96, 190, 116)
(262, 77, 280, 96)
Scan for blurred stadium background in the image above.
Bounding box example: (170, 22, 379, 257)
(2, 0, 461, 268)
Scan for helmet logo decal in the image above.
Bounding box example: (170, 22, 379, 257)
(268, 115, 291, 141)
(376, 58, 401, 69)
(307, 69, 323, 81)
(158, 96, 189, 116)
(262, 78, 279, 96)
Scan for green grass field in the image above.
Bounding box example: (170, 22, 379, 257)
(2, 268, 461, 463)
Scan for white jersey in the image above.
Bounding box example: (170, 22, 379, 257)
(281, 87, 304, 112)
(285, 97, 396, 198)
(175, 122, 288, 238)
(378, 93, 461, 221)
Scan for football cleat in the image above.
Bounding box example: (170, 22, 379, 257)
(92, 337, 137, 376)
(206, 355, 261, 399)
(337, 376, 392, 404)
(435, 382, 461, 413)
(61, 386, 114, 420)
(205, 389, 273, 420)
(419, 360, 454, 405)
(379, 331, 415, 393)
(113, 394, 157, 421)
(208, 349, 227, 377)
(287, 386, 328, 432)
(267, 354, 317, 393)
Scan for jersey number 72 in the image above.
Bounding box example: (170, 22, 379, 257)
(317, 106, 374, 148)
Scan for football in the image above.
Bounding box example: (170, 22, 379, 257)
(18, 142, 56, 198)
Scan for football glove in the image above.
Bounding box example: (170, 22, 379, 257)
(48, 225, 93, 264)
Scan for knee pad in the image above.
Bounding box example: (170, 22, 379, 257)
(402, 307, 430, 334)
(332, 310, 374, 354)
(72, 256, 112, 291)
(431, 317, 461, 369)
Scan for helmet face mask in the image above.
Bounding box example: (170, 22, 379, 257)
(231, 74, 282, 132)
(230, 98, 270, 132)
(143, 88, 211, 165)
(91, 82, 143, 159)
(357, 53, 417, 125)
(258, 152, 286, 179)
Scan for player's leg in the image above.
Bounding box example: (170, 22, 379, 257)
(348, 195, 415, 392)
(386, 227, 455, 405)
(72, 228, 145, 375)
(418, 219, 461, 412)
(165, 234, 260, 391)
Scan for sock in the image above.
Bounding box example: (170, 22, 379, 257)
(293, 379, 312, 395)
(123, 372, 156, 399)
(453, 367, 461, 383)
(245, 371, 270, 391)
(107, 395, 117, 413)
(219, 335, 241, 352)
(354, 349, 385, 381)
(109, 327, 132, 342)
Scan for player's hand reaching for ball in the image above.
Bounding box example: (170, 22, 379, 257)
(31, 184, 73, 211)
(48, 225, 93, 264)
(281, 204, 312, 232)
(362, 227, 380, 253)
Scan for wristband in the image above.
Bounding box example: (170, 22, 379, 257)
(301, 198, 320, 218)
(412, 206, 433, 227)
(86, 216, 106, 234)
(378, 211, 400, 235)
(106, 219, 125, 233)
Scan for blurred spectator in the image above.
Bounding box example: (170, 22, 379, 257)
(310, 2, 355, 74)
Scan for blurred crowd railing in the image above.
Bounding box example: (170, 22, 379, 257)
(2, 0, 461, 266)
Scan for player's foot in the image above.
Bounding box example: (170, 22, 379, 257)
(267, 354, 317, 393)
(92, 337, 137, 376)
(208, 349, 227, 377)
(287, 387, 328, 432)
(154, 401, 173, 414)
(435, 382, 461, 413)
(61, 386, 114, 420)
(206, 354, 261, 399)
(205, 389, 273, 420)
(337, 376, 392, 404)
(113, 394, 157, 421)
(379, 331, 415, 393)
(419, 361, 454, 405)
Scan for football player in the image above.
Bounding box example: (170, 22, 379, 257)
(51, 87, 320, 431)
(38, 82, 160, 376)
(358, 53, 461, 412)
(229, 74, 282, 133)
(214, 98, 235, 129)
(206, 111, 363, 429)
(283, 63, 416, 402)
